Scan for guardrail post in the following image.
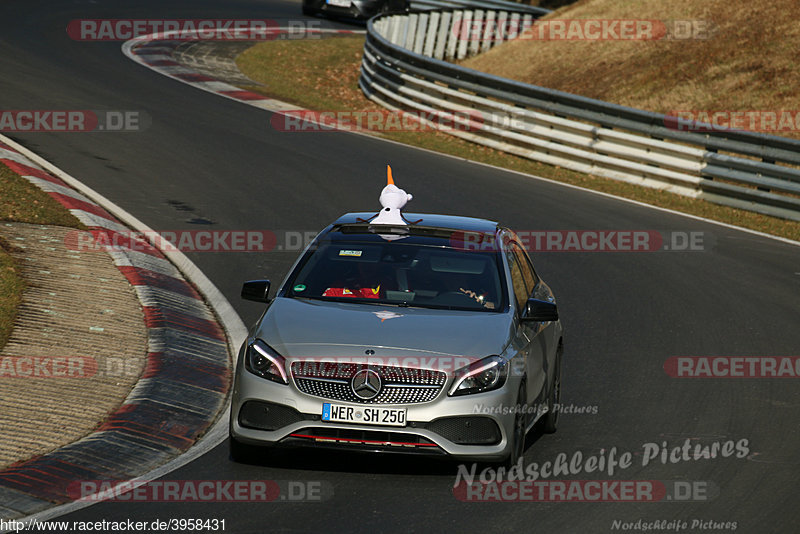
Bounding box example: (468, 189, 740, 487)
(521, 13, 533, 35)
(507, 12, 521, 40)
(388, 15, 403, 45)
(374, 17, 388, 37)
(446, 11, 462, 61)
(481, 10, 496, 52)
(469, 10, 483, 57)
(457, 10, 473, 60)
(496, 11, 509, 43)
(424, 11, 440, 57)
(434, 11, 451, 60)
(405, 13, 418, 49)
(414, 14, 429, 54)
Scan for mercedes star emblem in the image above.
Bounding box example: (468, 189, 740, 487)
(351, 369, 382, 400)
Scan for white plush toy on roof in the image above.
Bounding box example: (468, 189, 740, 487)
(372, 165, 413, 225)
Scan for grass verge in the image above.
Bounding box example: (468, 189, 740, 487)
(235, 37, 799, 241)
(0, 160, 83, 348)
(0, 237, 23, 349)
(463, 0, 800, 136)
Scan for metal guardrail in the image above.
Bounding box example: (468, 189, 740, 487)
(359, 9, 800, 221)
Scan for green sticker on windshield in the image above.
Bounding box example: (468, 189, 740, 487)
(293, 284, 307, 292)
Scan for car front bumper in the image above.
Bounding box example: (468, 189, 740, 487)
(230, 364, 523, 461)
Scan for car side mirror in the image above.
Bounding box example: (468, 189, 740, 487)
(241, 280, 271, 303)
(521, 298, 558, 322)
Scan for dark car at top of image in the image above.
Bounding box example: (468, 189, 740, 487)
(302, 0, 409, 20)
(229, 171, 563, 466)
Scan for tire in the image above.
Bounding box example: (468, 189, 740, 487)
(541, 345, 562, 434)
(229, 436, 261, 463)
(504, 381, 528, 468)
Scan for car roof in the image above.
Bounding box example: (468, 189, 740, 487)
(332, 212, 501, 233)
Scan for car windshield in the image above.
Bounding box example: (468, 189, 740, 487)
(284, 240, 506, 312)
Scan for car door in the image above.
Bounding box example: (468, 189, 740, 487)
(503, 239, 547, 411)
(514, 242, 559, 387)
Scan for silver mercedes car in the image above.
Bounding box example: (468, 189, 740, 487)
(301, 0, 409, 20)
(229, 212, 563, 465)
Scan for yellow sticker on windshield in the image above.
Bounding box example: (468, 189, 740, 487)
(339, 249, 363, 257)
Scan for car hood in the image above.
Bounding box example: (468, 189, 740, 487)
(254, 297, 514, 362)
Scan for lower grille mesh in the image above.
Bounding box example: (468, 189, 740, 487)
(424, 416, 502, 445)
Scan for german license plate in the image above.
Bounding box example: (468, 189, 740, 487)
(322, 403, 406, 427)
(326, 0, 350, 6)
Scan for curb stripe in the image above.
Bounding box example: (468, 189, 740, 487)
(145, 328, 229, 364)
(118, 265, 200, 298)
(0, 160, 64, 186)
(141, 306, 225, 342)
(174, 73, 216, 82)
(142, 352, 229, 392)
(47, 193, 116, 219)
(0, 135, 232, 515)
(0, 150, 42, 167)
(219, 90, 267, 100)
(23, 176, 95, 203)
(79, 227, 163, 257)
(134, 286, 214, 320)
(107, 250, 179, 277)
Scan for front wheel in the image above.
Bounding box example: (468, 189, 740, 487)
(540, 346, 562, 434)
(229, 436, 262, 463)
(504, 381, 528, 468)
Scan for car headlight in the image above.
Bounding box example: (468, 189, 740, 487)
(449, 355, 508, 396)
(245, 339, 288, 384)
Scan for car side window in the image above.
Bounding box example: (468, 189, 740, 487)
(505, 248, 529, 311)
(510, 242, 538, 294)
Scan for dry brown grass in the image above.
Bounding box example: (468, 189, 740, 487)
(0, 163, 83, 227)
(0, 237, 23, 349)
(0, 162, 82, 349)
(237, 36, 370, 112)
(463, 0, 800, 137)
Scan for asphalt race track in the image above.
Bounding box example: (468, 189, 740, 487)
(2, 0, 799, 532)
